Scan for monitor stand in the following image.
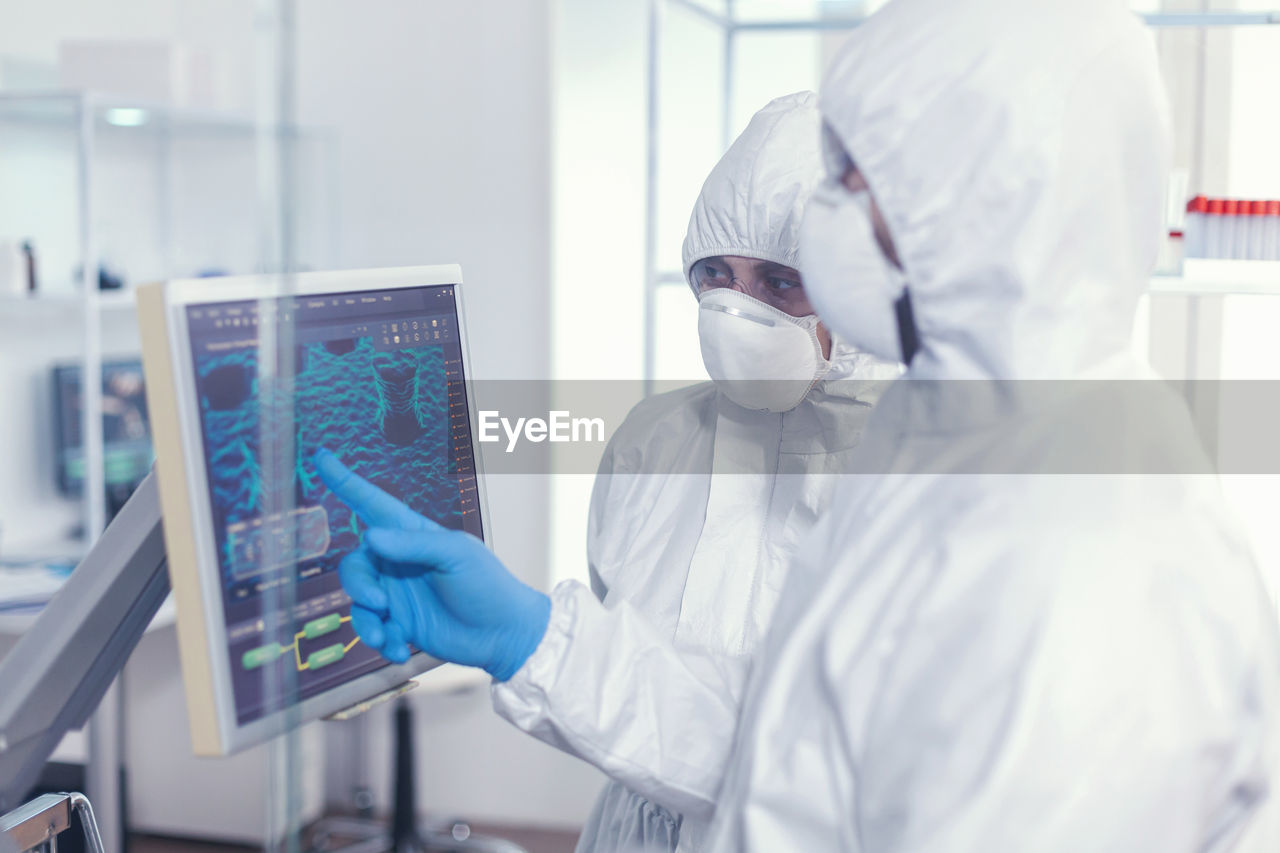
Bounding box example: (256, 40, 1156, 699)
(307, 699, 527, 853)
(0, 472, 168, 812)
(105, 481, 138, 524)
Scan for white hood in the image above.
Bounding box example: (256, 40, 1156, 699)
(683, 90, 892, 381)
(683, 91, 821, 287)
(820, 0, 1172, 380)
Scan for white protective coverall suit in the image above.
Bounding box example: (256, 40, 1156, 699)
(492, 92, 897, 852)
(700, 0, 1280, 850)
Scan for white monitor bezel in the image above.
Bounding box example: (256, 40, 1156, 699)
(161, 265, 490, 753)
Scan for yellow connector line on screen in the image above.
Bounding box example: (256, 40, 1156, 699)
(288, 615, 356, 671)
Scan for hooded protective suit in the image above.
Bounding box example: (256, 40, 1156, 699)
(700, 0, 1280, 850)
(491, 92, 897, 853)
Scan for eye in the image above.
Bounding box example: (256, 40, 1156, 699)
(766, 277, 802, 292)
(696, 261, 731, 286)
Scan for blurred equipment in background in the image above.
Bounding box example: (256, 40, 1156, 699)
(0, 240, 32, 297)
(72, 263, 126, 292)
(96, 265, 124, 291)
(21, 242, 36, 294)
(52, 359, 153, 522)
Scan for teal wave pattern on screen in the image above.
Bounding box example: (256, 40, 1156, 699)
(194, 337, 462, 584)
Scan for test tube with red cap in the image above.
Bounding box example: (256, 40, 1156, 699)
(1240, 200, 1255, 259)
(1267, 200, 1280, 262)
(1222, 199, 1242, 259)
(1246, 201, 1267, 260)
(1185, 196, 1208, 258)
(1205, 198, 1225, 258)
(1185, 196, 1280, 260)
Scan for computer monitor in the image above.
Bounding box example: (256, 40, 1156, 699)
(52, 359, 154, 511)
(137, 266, 489, 755)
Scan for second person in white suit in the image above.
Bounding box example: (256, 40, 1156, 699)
(556, 91, 898, 853)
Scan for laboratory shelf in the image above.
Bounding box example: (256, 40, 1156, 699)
(0, 289, 138, 312)
(721, 13, 1280, 32)
(1151, 259, 1280, 296)
(1140, 11, 1280, 28)
(0, 89, 334, 139)
(664, 0, 1280, 32)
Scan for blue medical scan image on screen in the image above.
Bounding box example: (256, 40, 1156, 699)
(185, 286, 482, 724)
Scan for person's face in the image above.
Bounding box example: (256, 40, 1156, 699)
(840, 165, 902, 269)
(692, 254, 833, 359)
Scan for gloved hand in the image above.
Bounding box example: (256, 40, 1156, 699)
(313, 448, 551, 681)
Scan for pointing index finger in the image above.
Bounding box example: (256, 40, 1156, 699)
(313, 448, 429, 530)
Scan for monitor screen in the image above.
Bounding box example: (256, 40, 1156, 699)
(182, 283, 482, 728)
(53, 360, 154, 496)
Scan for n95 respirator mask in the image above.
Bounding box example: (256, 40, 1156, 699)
(799, 179, 912, 364)
(697, 287, 830, 414)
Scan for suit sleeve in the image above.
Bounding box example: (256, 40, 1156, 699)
(492, 581, 748, 820)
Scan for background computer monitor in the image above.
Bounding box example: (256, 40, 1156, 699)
(138, 266, 489, 755)
(52, 359, 154, 519)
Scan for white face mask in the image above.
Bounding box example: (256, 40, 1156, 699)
(697, 287, 830, 414)
(799, 179, 911, 364)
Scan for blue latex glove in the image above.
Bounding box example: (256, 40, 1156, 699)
(313, 448, 551, 681)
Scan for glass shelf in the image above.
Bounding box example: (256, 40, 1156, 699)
(1141, 11, 1280, 27)
(0, 90, 334, 139)
(1151, 259, 1280, 296)
(0, 289, 138, 311)
(666, 0, 1280, 32)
